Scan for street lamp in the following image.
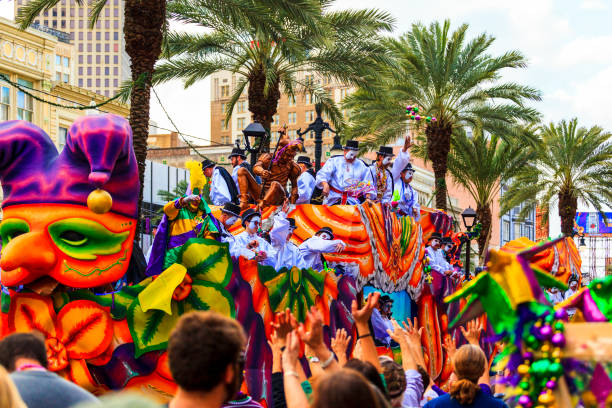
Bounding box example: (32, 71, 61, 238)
(242, 122, 268, 166)
(297, 103, 336, 171)
(579, 235, 587, 249)
(461, 207, 478, 279)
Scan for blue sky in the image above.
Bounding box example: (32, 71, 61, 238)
(1, 0, 611, 140)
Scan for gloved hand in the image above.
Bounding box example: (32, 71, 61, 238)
(183, 194, 201, 205)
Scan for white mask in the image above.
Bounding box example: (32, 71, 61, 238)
(382, 157, 391, 166)
(404, 172, 414, 183)
(247, 216, 261, 231)
(345, 151, 357, 160)
(225, 216, 237, 227)
(319, 232, 332, 240)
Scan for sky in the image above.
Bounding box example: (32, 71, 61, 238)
(1, 0, 612, 142)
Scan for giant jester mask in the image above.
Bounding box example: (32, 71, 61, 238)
(0, 115, 139, 290)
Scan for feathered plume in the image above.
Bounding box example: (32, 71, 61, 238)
(186, 160, 205, 195)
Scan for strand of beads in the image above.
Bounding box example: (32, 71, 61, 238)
(406, 105, 437, 123)
(517, 308, 568, 408)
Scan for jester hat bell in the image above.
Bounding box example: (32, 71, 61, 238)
(0, 115, 140, 218)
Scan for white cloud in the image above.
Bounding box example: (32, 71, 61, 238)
(570, 66, 612, 129)
(556, 35, 612, 67)
(581, 0, 607, 10)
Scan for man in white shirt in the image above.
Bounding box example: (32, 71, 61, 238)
(203, 159, 239, 206)
(295, 156, 316, 204)
(564, 279, 579, 318)
(393, 163, 420, 220)
(210, 202, 252, 259)
(233, 208, 276, 266)
(316, 140, 374, 205)
(298, 226, 346, 271)
(269, 203, 305, 270)
(366, 137, 412, 204)
(424, 233, 452, 277)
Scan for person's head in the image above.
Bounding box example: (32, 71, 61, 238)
(312, 368, 382, 408)
(569, 279, 578, 290)
(442, 237, 454, 253)
(201, 159, 215, 178)
(380, 358, 406, 407)
(168, 311, 246, 401)
(241, 209, 261, 234)
(220, 203, 241, 228)
(428, 233, 442, 250)
(375, 146, 394, 169)
(287, 218, 297, 241)
(344, 359, 388, 401)
(315, 227, 334, 241)
(450, 344, 486, 405)
(343, 140, 359, 163)
(378, 295, 393, 318)
(296, 156, 312, 173)
(0, 365, 26, 408)
(0, 332, 48, 372)
(400, 163, 414, 183)
(229, 148, 246, 168)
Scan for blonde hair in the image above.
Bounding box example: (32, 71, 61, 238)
(449, 345, 485, 405)
(0, 365, 26, 408)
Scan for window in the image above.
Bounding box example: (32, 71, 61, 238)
(78, 55, 83, 64)
(288, 96, 296, 106)
(55, 55, 61, 66)
(87, 55, 92, 64)
(0, 86, 9, 121)
(96, 66, 100, 75)
(96, 31, 101, 41)
(502, 220, 510, 242)
(63, 74, 69, 83)
(16, 79, 33, 122)
(79, 20, 83, 29)
(273, 114, 279, 125)
(306, 110, 314, 122)
(105, 44, 110, 53)
(96, 79, 101, 87)
(78, 79, 83, 87)
(105, 20, 110, 29)
(105, 79, 109, 87)
(220, 85, 230, 97)
(288, 130, 297, 138)
(105, 55, 110, 64)
(237, 101, 246, 113)
(87, 79, 92, 87)
(114, 20, 119, 29)
(221, 103, 227, 114)
(114, 31, 119, 41)
(113, 67, 118, 76)
(56, 72, 61, 81)
(221, 119, 229, 130)
(58, 127, 68, 149)
(305, 93, 313, 104)
(63, 57, 69, 68)
(524, 225, 533, 240)
(513, 223, 521, 240)
(512, 205, 521, 217)
(304, 74, 314, 86)
(113, 79, 118, 87)
(87, 44, 92, 52)
(236, 117, 246, 129)
(288, 112, 297, 124)
(87, 67, 92, 75)
(87, 32, 92, 41)
(114, 7, 119, 17)
(96, 44, 101, 52)
(70, 20, 74, 29)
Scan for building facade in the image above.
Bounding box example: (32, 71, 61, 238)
(15, 0, 130, 97)
(0, 17, 129, 147)
(499, 186, 535, 246)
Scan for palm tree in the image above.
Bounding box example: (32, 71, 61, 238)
(501, 118, 612, 236)
(343, 20, 541, 211)
(16, 0, 323, 231)
(154, 0, 395, 149)
(446, 128, 535, 260)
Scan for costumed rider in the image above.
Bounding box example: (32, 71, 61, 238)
(441, 236, 462, 280)
(209, 202, 254, 259)
(234, 208, 276, 266)
(366, 136, 412, 204)
(295, 156, 316, 204)
(268, 200, 306, 270)
(146, 161, 219, 275)
(298, 226, 346, 271)
(203, 158, 239, 206)
(393, 162, 420, 220)
(316, 140, 375, 205)
(230, 147, 260, 199)
(425, 232, 452, 277)
(371, 295, 395, 347)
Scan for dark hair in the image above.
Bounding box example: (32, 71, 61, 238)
(0, 332, 48, 371)
(417, 365, 430, 390)
(168, 311, 246, 392)
(450, 345, 485, 405)
(381, 359, 406, 399)
(312, 369, 381, 408)
(344, 359, 388, 400)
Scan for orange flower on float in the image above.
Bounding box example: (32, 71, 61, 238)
(8, 293, 113, 384)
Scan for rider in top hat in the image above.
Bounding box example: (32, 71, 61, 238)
(233, 208, 276, 266)
(298, 226, 346, 271)
(295, 155, 316, 204)
(268, 200, 305, 270)
(425, 232, 452, 277)
(315, 140, 374, 205)
(393, 161, 420, 220)
(203, 158, 239, 206)
(366, 136, 412, 204)
(229, 147, 260, 197)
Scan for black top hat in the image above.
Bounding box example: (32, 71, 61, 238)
(221, 202, 241, 218)
(429, 232, 442, 241)
(287, 217, 297, 229)
(228, 147, 246, 159)
(241, 208, 261, 226)
(380, 295, 394, 304)
(201, 159, 215, 170)
(441, 236, 453, 245)
(315, 226, 334, 239)
(296, 156, 312, 166)
(343, 140, 359, 151)
(376, 146, 395, 157)
(402, 163, 415, 173)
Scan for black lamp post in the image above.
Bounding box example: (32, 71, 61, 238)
(579, 235, 587, 249)
(297, 103, 336, 171)
(461, 207, 477, 279)
(242, 122, 268, 166)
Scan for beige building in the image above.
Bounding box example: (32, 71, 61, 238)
(0, 17, 128, 147)
(210, 70, 351, 160)
(15, 0, 130, 97)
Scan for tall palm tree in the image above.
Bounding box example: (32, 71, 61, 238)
(343, 20, 541, 211)
(154, 0, 395, 148)
(446, 128, 535, 260)
(17, 0, 323, 231)
(501, 118, 612, 236)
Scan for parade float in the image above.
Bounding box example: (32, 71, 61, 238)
(0, 115, 602, 406)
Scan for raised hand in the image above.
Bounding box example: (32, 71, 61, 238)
(402, 317, 423, 347)
(351, 292, 380, 326)
(442, 334, 457, 361)
(271, 308, 298, 347)
(297, 306, 325, 349)
(331, 328, 352, 365)
(387, 319, 406, 345)
(460, 319, 483, 346)
(282, 330, 301, 373)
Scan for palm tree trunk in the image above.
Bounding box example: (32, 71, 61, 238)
(558, 189, 577, 236)
(248, 67, 280, 159)
(426, 121, 452, 211)
(124, 0, 166, 238)
(476, 204, 492, 260)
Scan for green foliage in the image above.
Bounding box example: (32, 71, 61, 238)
(157, 180, 189, 203)
(342, 19, 541, 152)
(501, 118, 612, 222)
(154, 0, 395, 130)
